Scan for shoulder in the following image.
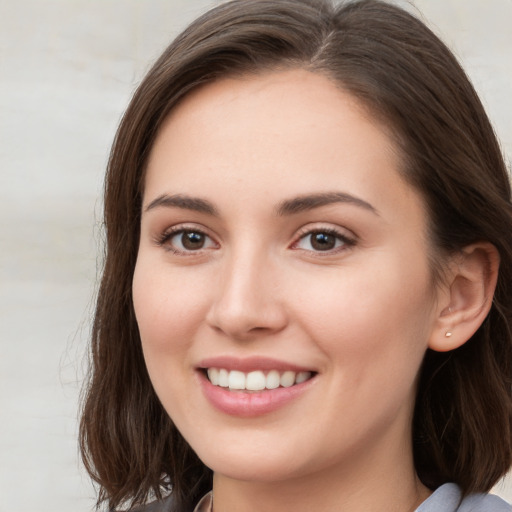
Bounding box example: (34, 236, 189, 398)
(126, 495, 173, 512)
(417, 483, 512, 512)
(124, 492, 210, 512)
(458, 493, 512, 512)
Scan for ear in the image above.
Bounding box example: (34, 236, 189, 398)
(429, 242, 500, 352)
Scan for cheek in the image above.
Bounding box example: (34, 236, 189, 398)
(132, 259, 211, 421)
(296, 268, 434, 436)
(291, 256, 434, 370)
(132, 259, 210, 355)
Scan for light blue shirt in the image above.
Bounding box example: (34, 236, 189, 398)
(135, 482, 512, 511)
(416, 483, 511, 512)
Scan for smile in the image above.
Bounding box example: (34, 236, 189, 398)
(198, 357, 318, 416)
(206, 368, 313, 391)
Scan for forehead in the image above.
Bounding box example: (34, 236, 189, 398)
(153, 69, 392, 157)
(144, 69, 422, 226)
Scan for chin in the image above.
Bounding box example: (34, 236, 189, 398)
(197, 444, 305, 483)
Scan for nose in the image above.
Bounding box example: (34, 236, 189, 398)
(206, 251, 288, 340)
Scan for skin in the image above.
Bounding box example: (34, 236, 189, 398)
(133, 69, 452, 511)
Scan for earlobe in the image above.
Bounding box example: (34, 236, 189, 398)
(428, 242, 500, 352)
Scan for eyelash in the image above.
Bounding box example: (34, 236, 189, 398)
(155, 225, 356, 256)
(291, 227, 356, 255)
(155, 225, 216, 255)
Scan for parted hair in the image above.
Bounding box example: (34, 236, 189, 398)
(80, 0, 512, 510)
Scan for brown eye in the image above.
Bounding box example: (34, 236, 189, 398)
(163, 229, 216, 253)
(181, 231, 206, 250)
(310, 232, 337, 251)
(294, 229, 354, 253)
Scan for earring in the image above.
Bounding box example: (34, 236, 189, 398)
(445, 331, 453, 337)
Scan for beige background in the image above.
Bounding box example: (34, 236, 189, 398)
(1, 1, 511, 511)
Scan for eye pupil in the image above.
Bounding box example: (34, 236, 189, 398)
(182, 231, 205, 250)
(311, 232, 336, 251)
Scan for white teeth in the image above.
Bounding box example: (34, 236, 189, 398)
(228, 370, 246, 390)
(206, 368, 313, 390)
(246, 371, 266, 391)
(266, 370, 280, 389)
(280, 370, 295, 388)
(218, 369, 229, 387)
(207, 368, 219, 385)
(296, 371, 310, 384)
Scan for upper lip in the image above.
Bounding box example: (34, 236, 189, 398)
(197, 356, 315, 373)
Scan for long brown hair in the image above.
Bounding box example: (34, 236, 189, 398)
(80, 1, 512, 510)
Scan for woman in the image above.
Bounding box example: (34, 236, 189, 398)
(80, 1, 512, 511)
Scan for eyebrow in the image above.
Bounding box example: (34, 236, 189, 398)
(276, 192, 378, 216)
(144, 194, 219, 216)
(144, 191, 378, 217)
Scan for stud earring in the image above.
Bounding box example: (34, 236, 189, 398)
(445, 331, 453, 337)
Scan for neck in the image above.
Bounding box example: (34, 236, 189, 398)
(213, 470, 428, 512)
(211, 424, 430, 512)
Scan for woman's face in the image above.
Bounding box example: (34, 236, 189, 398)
(133, 69, 444, 484)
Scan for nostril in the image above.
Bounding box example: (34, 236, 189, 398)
(248, 326, 272, 333)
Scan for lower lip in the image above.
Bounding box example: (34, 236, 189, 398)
(198, 372, 316, 417)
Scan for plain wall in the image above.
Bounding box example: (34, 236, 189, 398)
(1, 1, 510, 511)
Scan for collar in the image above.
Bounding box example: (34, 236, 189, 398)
(193, 491, 213, 512)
